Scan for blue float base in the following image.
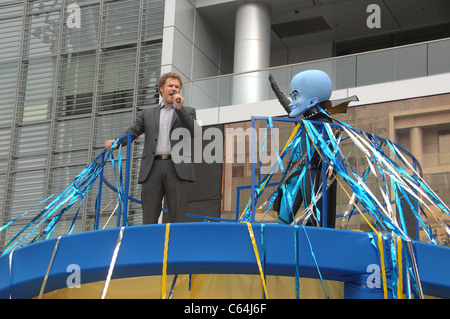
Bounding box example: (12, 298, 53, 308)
(1, 223, 449, 299)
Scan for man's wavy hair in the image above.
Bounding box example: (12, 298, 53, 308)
(158, 72, 183, 93)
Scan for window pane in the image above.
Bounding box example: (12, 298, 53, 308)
(356, 45, 427, 86)
(54, 117, 91, 151)
(15, 123, 50, 155)
(428, 39, 450, 76)
(357, 50, 394, 86)
(0, 3, 23, 20)
(20, 57, 55, 122)
(0, 17, 22, 62)
(0, 62, 17, 125)
(27, 11, 60, 57)
(59, 51, 96, 116)
(63, 4, 99, 53)
(394, 44, 427, 81)
(104, 0, 140, 47)
(98, 46, 136, 111)
(8, 170, 46, 216)
(137, 41, 162, 107)
(29, 0, 62, 13)
(0, 128, 12, 164)
(335, 56, 356, 90)
(95, 111, 133, 146)
(144, 0, 164, 40)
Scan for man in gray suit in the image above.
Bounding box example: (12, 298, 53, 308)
(105, 72, 196, 224)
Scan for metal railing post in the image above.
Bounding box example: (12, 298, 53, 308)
(321, 126, 328, 227)
(122, 133, 132, 226)
(251, 117, 257, 222)
(95, 152, 105, 230)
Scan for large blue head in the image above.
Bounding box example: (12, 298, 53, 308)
(288, 70, 332, 118)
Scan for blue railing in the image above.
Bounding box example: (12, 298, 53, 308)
(96, 133, 133, 229)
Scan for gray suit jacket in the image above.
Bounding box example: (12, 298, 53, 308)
(123, 104, 197, 183)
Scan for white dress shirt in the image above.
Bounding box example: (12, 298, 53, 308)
(155, 103, 175, 155)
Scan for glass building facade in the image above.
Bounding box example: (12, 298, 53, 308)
(0, 0, 165, 246)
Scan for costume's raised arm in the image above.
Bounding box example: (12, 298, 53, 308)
(269, 74, 291, 114)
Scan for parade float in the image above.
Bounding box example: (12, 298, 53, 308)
(1, 71, 449, 299)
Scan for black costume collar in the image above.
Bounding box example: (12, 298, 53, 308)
(302, 106, 330, 120)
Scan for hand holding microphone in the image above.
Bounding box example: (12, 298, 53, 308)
(170, 92, 182, 104)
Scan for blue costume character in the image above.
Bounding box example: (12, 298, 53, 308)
(270, 70, 356, 226)
(287, 70, 333, 118)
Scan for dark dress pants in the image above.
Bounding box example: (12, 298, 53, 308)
(140, 159, 188, 224)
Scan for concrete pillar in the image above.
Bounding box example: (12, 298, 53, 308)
(410, 127, 423, 165)
(404, 126, 423, 240)
(232, 2, 271, 104)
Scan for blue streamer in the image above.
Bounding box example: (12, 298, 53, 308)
(243, 116, 449, 242)
(301, 225, 329, 299)
(260, 223, 267, 299)
(294, 225, 300, 299)
(1, 134, 131, 255)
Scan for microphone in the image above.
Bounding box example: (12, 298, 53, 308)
(170, 92, 181, 104)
